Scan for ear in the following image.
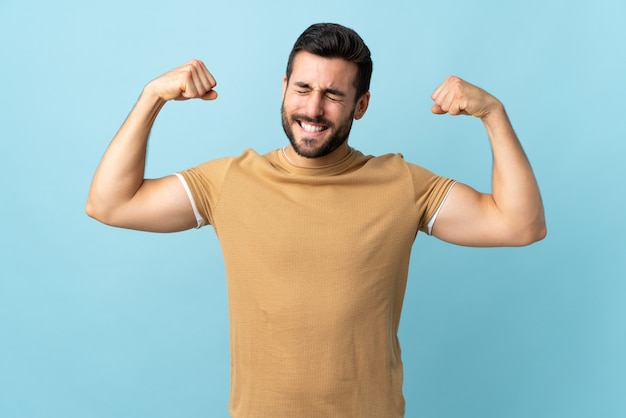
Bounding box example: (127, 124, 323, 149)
(282, 75, 288, 100)
(354, 91, 370, 120)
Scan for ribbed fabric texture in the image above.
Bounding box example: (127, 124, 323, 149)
(179, 148, 454, 417)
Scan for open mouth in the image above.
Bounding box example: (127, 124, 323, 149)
(298, 120, 329, 133)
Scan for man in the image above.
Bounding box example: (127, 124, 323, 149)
(87, 23, 545, 417)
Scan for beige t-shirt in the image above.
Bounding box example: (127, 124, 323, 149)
(179, 148, 454, 417)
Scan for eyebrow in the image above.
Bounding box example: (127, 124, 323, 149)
(293, 81, 346, 97)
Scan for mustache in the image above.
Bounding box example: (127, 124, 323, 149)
(290, 113, 334, 128)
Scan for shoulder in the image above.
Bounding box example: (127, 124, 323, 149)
(358, 152, 429, 176)
(185, 148, 270, 174)
(363, 151, 453, 193)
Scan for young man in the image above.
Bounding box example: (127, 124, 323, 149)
(87, 23, 545, 417)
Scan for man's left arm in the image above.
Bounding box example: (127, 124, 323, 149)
(430, 76, 546, 247)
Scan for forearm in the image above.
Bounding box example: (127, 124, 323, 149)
(430, 76, 546, 246)
(86, 87, 166, 220)
(482, 105, 546, 242)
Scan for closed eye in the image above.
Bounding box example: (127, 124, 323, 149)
(293, 82, 312, 95)
(292, 82, 346, 102)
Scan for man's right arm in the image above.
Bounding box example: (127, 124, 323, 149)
(85, 60, 217, 232)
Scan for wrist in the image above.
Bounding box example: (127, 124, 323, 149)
(481, 103, 517, 141)
(130, 84, 167, 124)
(480, 100, 506, 123)
(141, 81, 169, 106)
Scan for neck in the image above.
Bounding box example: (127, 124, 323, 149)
(283, 143, 352, 167)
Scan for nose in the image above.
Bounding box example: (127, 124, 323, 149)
(305, 91, 324, 117)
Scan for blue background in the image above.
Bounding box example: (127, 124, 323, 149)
(1, 0, 625, 417)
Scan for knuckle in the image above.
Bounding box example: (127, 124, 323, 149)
(183, 59, 204, 74)
(180, 64, 193, 75)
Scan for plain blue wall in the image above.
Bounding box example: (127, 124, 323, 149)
(1, 0, 625, 417)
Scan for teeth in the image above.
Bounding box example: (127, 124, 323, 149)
(300, 122, 325, 133)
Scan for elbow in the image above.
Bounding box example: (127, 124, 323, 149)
(526, 222, 547, 245)
(85, 196, 95, 219)
(85, 200, 98, 221)
(85, 198, 102, 223)
(530, 209, 548, 243)
(85, 195, 112, 225)
(515, 217, 547, 246)
(535, 219, 548, 242)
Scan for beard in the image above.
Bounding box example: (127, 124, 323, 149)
(281, 103, 355, 159)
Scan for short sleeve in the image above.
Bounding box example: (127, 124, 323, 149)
(176, 157, 235, 227)
(408, 163, 456, 234)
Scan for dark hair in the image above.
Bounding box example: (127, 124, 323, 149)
(286, 23, 373, 100)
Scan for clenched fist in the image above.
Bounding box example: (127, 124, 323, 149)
(431, 76, 502, 120)
(145, 59, 218, 102)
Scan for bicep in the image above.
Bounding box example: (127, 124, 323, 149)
(430, 182, 512, 247)
(104, 175, 199, 232)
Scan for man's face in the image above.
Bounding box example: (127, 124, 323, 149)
(281, 51, 369, 159)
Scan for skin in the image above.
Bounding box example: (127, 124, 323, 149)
(280, 51, 370, 166)
(85, 60, 215, 232)
(429, 77, 546, 246)
(86, 55, 546, 245)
